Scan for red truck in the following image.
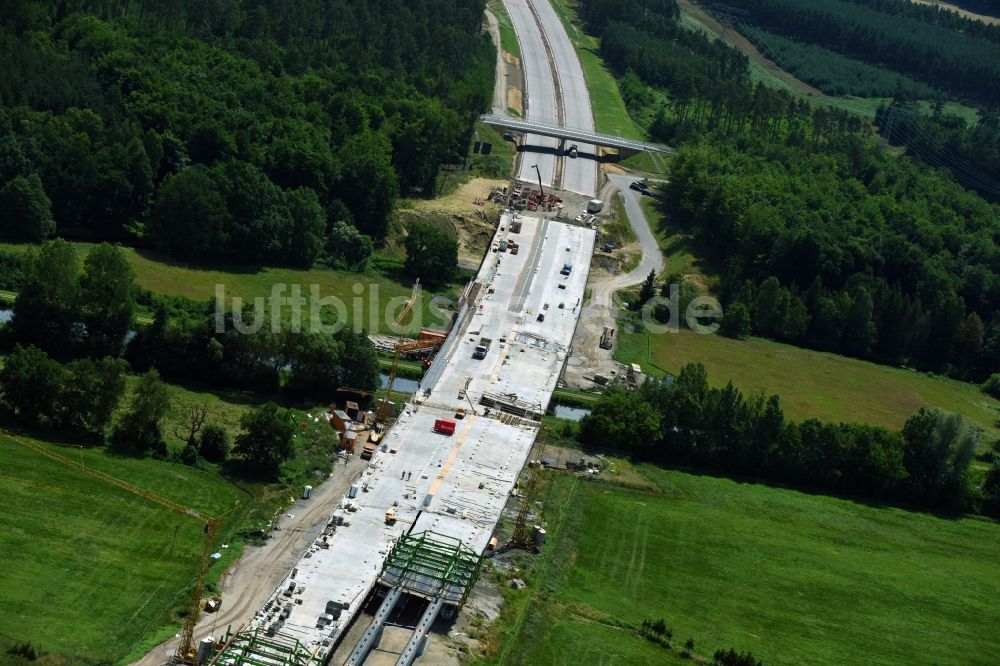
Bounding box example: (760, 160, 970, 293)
(434, 418, 457, 436)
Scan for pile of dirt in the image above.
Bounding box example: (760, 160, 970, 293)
(407, 178, 508, 267)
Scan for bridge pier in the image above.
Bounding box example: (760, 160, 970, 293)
(394, 597, 445, 666)
(344, 586, 404, 666)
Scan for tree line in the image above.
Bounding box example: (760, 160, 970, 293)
(0, 0, 493, 266)
(6, 240, 380, 398)
(661, 137, 1000, 380)
(578, 0, 868, 145)
(127, 297, 379, 398)
(0, 342, 302, 478)
(842, 0, 1000, 45)
(580, 364, 999, 516)
(723, 0, 1000, 106)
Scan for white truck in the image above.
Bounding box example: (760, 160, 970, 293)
(472, 337, 492, 360)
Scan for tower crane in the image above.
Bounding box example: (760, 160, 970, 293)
(2, 429, 236, 664)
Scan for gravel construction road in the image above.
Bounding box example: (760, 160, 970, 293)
(593, 174, 665, 308)
(132, 455, 367, 666)
(563, 174, 664, 389)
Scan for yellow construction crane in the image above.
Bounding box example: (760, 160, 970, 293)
(2, 428, 232, 664)
(375, 280, 424, 426)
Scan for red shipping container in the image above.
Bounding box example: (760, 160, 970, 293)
(434, 418, 457, 435)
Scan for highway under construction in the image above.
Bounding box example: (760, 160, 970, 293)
(206, 210, 596, 665)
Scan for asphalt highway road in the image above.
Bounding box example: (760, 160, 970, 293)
(506, 0, 558, 188)
(530, 0, 598, 196)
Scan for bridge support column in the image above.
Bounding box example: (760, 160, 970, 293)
(394, 597, 445, 666)
(344, 586, 403, 666)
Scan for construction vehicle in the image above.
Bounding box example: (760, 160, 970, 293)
(385, 507, 397, 525)
(567, 144, 579, 158)
(472, 337, 492, 360)
(434, 418, 457, 435)
(360, 441, 377, 460)
(587, 199, 604, 214)
(599, 326, 615, 350)
(455, 406, 467, 419)
(532, 164, 544, 196)
(2, 429, 231, 665)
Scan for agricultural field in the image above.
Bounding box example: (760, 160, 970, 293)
(615, 328, 1000, 444)
(480, 467, 1000, 665)
(0, 434, 248, 663)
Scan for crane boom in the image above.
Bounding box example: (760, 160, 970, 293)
(532, 163, 544, 197)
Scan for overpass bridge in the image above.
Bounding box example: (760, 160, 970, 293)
(479, 113, 675, 159)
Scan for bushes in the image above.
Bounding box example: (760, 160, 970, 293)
(982, 374, 1000, 400)
(0, 345, 127, 439)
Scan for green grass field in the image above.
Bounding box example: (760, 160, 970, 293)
(0, 434, 247, 662)
(0, 242, 462, 336)
(489, 1, 521, 59)
(483, 467, 1000, 665)
(615, 328, 1000, 444)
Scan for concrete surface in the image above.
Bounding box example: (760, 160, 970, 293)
(207, 212, 595, 663)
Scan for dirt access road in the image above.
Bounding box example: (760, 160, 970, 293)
(677, 0, 825, 98)
(910, 0, 1000, 25)
(133, 455, 367, 666)
(563, 174, 664, 389)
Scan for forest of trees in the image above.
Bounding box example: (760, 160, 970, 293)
(875, 103, 1000, 202)
(0, 0, 493, 266)
(724, 0, 1000, 106)
(580, 365, 999, 516)
(578, 0, 868, 145)
(663, 138, 1000, 378)
(577, 0, 1000, 379)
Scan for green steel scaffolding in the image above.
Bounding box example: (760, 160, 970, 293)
(209, 626, 325, 666)
(379, 530, 483, 606)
